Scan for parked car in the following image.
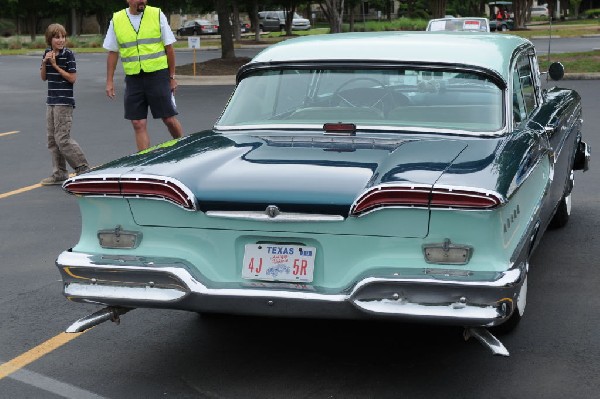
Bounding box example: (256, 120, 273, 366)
(258, 10, 311, 31)
(488, 0, 514, 31)
(530, 5, 549, 17)
(176, 19, 219, 36)
(239, 22, 251, 33)
(58, 32, 590, 354)
(427, 17, 490, 32)
(214, 16, 251, 35)
(489, 17, 513, 31)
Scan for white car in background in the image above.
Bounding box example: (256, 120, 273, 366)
(530, 5, 549, 17)
(427, 17, 490, 32)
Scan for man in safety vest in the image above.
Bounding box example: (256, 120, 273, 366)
(103, 0, 183, 151)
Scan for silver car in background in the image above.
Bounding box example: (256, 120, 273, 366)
(258, 11, 311, 32)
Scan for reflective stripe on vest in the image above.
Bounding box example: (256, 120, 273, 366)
(113, 6, 168, 75)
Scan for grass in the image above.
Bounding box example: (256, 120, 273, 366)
(507, 18, 600, 38)
(539, 50, 600, 73)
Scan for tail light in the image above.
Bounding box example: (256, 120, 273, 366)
(351, 185, 502, 216)
(63, 175, 197, 210)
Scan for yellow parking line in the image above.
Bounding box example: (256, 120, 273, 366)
(0, 183, 43, 199)
(0, 130, 19, 137)
(0, 332, 84, 380)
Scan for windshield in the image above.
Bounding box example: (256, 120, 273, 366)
(216, 67, 504, 133)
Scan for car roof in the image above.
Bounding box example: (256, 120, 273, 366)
(250, 31, 531, 80)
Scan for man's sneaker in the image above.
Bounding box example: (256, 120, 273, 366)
(75, 165, 90, 175)
(40, 176, 67, 186)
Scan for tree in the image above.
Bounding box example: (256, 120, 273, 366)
(215, 0, 235, 58)
(318, 0, 345, 33)
(447, 0, 487, 17)
(429, 0, 447, 18)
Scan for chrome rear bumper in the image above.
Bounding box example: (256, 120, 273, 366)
(57, 250, 526, 327)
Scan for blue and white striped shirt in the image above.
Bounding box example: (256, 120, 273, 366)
(42, 48, 76, 107)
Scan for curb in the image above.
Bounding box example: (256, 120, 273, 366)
(564, 72, 600, 80)
(177, 75, 236, 86)
(177, 72, 600, 86)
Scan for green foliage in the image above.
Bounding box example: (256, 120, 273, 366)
(584, 8, 600, 18)
(345, 17, 428, 32)
(397, 0, 430, 19)
(0, 19, 16, 37)
(447, 0, 485, 18)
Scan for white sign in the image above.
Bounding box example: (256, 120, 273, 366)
(187, 37, 200, 49)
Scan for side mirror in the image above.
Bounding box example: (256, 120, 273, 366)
(548, 62, 564, 81)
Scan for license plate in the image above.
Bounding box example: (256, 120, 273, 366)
(242, 244, 316, 282)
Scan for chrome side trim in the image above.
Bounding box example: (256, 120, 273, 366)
(215, 123, 504, 137)
(205, 210, 345, 222)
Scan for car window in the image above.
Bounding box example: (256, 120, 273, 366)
(217, 67, 504, 133)
(515, 53, 538, 117)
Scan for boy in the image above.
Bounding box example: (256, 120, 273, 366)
(40, 23, 89, 185)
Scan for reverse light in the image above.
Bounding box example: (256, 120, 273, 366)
(423, 239, 473, 265)
(98, 225, 142, 249)
(63, 175, 197, 210)
(350, 185, 502, 215)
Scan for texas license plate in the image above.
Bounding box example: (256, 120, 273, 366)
(242, 244, 316, 282)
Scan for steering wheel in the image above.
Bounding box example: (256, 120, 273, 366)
(331, 77, 397, 111)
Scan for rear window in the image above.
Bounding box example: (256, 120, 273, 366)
(217, 67, 504, 133)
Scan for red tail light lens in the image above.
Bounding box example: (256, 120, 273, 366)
(351, 186, 501, 216)
(430, 188, 501, 208)
(64, 176, 197, 210)
(63, 177, 121, 195)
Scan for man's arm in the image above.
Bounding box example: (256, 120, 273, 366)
(106, 51, 119, 98)
(165, 44, 178, 93)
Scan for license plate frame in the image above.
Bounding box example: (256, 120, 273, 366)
(242, 244, 316, 283)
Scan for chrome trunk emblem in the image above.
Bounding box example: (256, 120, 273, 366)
(265, 205, 280, 218)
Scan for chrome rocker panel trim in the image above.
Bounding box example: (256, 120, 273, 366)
(57, 250, 526, 327)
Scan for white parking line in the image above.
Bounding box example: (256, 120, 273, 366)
(3, 365, 107, 399)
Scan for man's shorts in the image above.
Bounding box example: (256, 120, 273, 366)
(124, 69, 178, 120)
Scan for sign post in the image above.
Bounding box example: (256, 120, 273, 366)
(187, 37, 201, 76)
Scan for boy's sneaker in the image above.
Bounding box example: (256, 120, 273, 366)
(75, 165, 90, 175)
(40, 175, 67, 186)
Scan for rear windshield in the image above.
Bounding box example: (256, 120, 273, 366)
(216, 67, 504, 133)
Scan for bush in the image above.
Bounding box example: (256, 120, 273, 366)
(584, 8, 600, 18)
(7, 39, 22, 49)
(342, 17, 428, 33)
(28, 38, 47, 49)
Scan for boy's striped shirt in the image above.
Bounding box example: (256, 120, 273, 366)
(42, 48, 76, 107)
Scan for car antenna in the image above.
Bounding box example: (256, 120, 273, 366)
(547, 11, 553, 64)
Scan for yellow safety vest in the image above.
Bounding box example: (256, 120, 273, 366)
(113, 6, 168, 75)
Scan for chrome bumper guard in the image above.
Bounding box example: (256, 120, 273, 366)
(56, 250, 526, 327)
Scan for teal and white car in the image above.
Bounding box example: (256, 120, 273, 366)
(58, 32, 589, 354)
